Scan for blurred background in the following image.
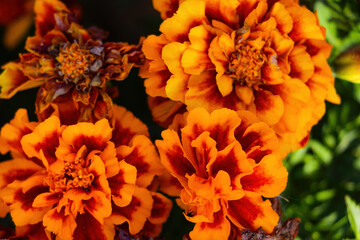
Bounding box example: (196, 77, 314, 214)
(1, 0, 360, 239)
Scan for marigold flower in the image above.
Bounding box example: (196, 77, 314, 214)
(0, 0, 144, 124)
(141, 0, 340, 156)
(156, 108, 288, 239)
(0, 105, 171, 239)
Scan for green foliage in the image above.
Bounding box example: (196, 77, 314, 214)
(280, 1, 360, 238)
(315, 0, 360, 59)
(345, 195, 360, 239)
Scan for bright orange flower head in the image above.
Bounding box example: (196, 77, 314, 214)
(156, 108, 288, 239)
(0, 0, 144, 125)
(0, 106, 171, 239)
(141, 0, 340, 156)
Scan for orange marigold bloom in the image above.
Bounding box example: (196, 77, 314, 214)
(156, 108, 288, 239)
(0, 105, 171, 239)
(0, 0, 144, 124)
(141, 0, 340, 156)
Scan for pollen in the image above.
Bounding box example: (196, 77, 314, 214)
(227, 43, 266, 87)
(56, 43, 95, 82)
(51, 158, 94, 192)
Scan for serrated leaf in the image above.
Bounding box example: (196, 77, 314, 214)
(345, 195, 360, 239)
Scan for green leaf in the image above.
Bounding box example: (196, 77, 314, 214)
(345, 195, 360, 239)
(309, 140, 333, 165)
(314, 1, 340, 46)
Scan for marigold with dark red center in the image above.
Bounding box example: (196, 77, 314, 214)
(156, 108, 288, 239)
(0, 0, 144, 124)
(0, 105, 171, 239)
(141, 0, 340, 156)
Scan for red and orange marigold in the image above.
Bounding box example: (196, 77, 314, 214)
(156, 108, 288, 239)
(0, 0, 144, 125)
(0, 105, 171, 239)
(141, 0, 340, 156)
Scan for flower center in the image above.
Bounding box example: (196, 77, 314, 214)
(227, 42, 266, 87)
(52, 157, 94, 192)
(56, 42, 104, 91)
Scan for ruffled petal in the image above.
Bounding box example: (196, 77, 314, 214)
(209, 141, 252, 188)
(156, 129, 196, 184)
(21, 116, 62, 166)
(0, 108, 37, 156)
(253, 89, 284, 125)
(43, 207, 77, 239)
(16, 222, 51, 240)
(56, 119, 112, 161)
(108, 160, 137, 207)
(2, 175, 50, 226)
(110, 186, 153, 235)
(160, 0, 208, 42)
(181, 25, 214, 75)
(227, 192, 279, 233)
(99, 142, 119, 178)
(289, 45, 314, 82)
(162, 42, 189, 102)
(33, 192, 63, 208)
(111, 105, 149, 147)
(204, 0, 239, 28)
(267, 2, 293, 34)
(148, 192, 173, 224)
(188, 132, 218, 179)
(241, 155, 288, 198)
(34, 0, 69, 36)
(141, 34, 169, 72)
(85, 191, 112, 224)
(143, 70, 171, 98)
(287, 5, 324, 41)
(147, 96, 186, 128)
(189, 209, 231, 240)
(0, 158, 42, 189)
(186, 70, 244, 111)
(73, 213, 115, 240)
(0, 61, 43, 99)
(117, 135, 163, 188)
(237, 121, 279, 163)
(158, 171, 183, 197)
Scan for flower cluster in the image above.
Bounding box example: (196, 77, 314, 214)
(0, 0, 340, 239)
(141, 0, 340, 156)
(0, 106, 171, 239)
(156, 108, 287, 239)
(0, 0, 144, 124)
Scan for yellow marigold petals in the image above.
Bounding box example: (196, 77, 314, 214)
(160, 0, 207, 42)
(0, 106, 169, 238)
(141, 0, 339, 156)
